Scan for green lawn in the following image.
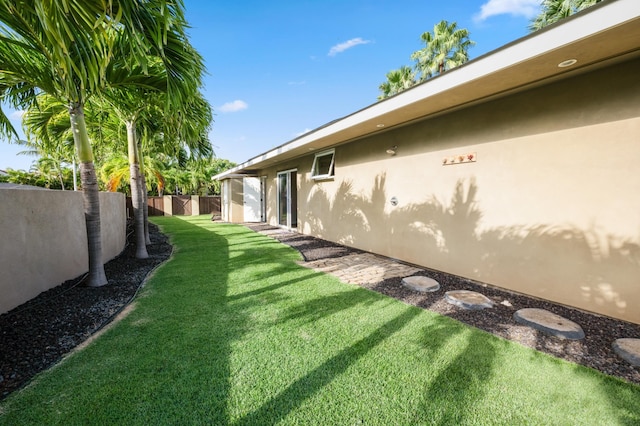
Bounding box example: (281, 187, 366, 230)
(1, 215, 639, 425)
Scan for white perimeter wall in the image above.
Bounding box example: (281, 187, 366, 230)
(0, 189, 126, 314)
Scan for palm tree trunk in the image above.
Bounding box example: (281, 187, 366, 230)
(69, 103, 108, 287)
(127, 120, 149, 259)
(73, 158, 78, 191)
(138, 151, 152, 245)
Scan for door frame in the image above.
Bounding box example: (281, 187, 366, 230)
(277, 169, 297, 229)
(260, 175, 267, 222)
(221, 180, 229, 221)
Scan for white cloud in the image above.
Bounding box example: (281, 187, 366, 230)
(9, 110, 25, 120)
(328, 37, 371, 57)
(218, 100, 248, 113)
(474, 0, 540, 22)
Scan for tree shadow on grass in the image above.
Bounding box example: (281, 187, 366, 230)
(131, 217, 240, 424)
(110, 217, 323, 424)
(274, 287, 392, 327)
(411, 316, 500, 424)
(233, 306, 421, 426)
(226, 271, 325, 302)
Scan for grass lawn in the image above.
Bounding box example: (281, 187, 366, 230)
(1, 215, 639, 425)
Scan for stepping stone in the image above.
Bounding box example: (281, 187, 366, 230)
(402, 276, 440, 293)
(612, 338, 640, 367)
(445, 290, 494, 310)
(513, 308, 585, 340)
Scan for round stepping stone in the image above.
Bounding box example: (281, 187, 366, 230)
(513, 308, 585, 340)
(612, 338, 640, 367)
(445, 290, 494, 310)
(402, 276, 440, 293)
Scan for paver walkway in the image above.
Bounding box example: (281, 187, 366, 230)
(303, 253, 423, 285)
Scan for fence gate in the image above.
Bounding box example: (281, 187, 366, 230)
(172, 195, 192, 216)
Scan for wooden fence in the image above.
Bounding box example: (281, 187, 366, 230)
(126, 195, 220, 218)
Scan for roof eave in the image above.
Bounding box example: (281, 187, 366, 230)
(215, 0, 640, 181)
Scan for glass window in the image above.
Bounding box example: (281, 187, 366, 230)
(311, 149, 335, 180)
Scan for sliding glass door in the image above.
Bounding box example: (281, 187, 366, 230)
(277, 169, 297, 229)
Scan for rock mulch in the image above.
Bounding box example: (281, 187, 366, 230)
(245, 223, 640, 385)
(0, 223, 172, 400)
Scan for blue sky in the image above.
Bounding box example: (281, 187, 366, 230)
(0, 0, 541, 171)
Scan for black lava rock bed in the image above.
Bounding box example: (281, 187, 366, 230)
(1, 221, 638, 402)
(0, 222, 171, 400)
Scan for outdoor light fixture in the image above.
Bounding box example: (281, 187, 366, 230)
(386, 146, 397, 156)
(558, 59, 577, 68)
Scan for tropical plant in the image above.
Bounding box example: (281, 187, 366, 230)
(0, 1, 199, 285)
(378, 20, 474, 100)
(411, 20, 475, 82)
(377, 66, 416, 100)
(21, 94, 76, 189)
(530, 0, 603, 31)
(0, 165, 74, 189)
(203, 158, 237, 195)
(100, 154, 168, 195)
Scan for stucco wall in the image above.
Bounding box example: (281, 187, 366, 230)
(0, 189, 126, 314)
(259, 57, 640, 324)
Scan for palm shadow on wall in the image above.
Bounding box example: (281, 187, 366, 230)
(299, 175, 640, 424)
(301, 173, 640, 323)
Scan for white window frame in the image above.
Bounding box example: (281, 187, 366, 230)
(311, 149, 335, 180)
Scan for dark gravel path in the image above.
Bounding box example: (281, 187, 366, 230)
(1, 220, 637, 402)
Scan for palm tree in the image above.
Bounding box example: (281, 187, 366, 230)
(530, 0, 602, 31)
(21, 94, 76, 190)
(378, 66, 416, 100)
(203, 158, 237, 195)
(410, 20, 474, 82)
(0, 1, 195, 286)
(104, 82, 210, 255)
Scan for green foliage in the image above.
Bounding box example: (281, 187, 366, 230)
(411, 20, 474, 82)
(99, 155, 236, 196)
(0, 165, 75, 190)
(379, 0, 605, 101)
(1, 217, 638, 424)
(530, 0, 603, 31)
(377, 66, 416, 100)
(378, 20, 474, 100)
(161, 157, 236, 196)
